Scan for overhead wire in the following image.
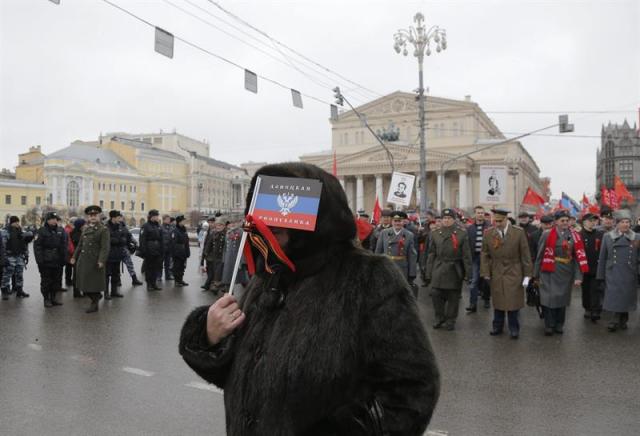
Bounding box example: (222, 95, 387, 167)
(98, 0, 335, 107)
(201, 0, 384, 100)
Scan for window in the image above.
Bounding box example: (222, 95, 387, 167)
(5, 195, 11, 205)
(99, 200, 104, 208)
(67, 180, 80, 208)
(141, 202, 145, 212)
(134, 186, 137, 193)
(121, 201, 125, 210)
(130, 200, 135, 211)
(21, 196, 27, 206)
(452, 122, 458, 137)
(619, 160, 633, 172)
(35, 196, 41, 206)
(110, 201, 115, 209)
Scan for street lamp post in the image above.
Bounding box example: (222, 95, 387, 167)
(394, 12, 447, 213)
(507, 157, 522, 214)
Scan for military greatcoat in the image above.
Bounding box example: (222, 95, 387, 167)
(425, 225, 472, 290)
(480, 224, 533, 311)
(375, 227, 417, 280)
(596, 229, 640, 313)
(533, 228, 583, 308)
(73, 222, 110, 293)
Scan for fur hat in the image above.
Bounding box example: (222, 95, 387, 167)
(247, 162, 355, 262)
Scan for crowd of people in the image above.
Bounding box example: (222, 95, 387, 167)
(357, 203, 638, 337)
(0, 206, 248, 314)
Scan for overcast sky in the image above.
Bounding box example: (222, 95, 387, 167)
(1, 0, 638, 200)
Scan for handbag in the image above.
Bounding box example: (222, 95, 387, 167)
(526, 281, 543, 318)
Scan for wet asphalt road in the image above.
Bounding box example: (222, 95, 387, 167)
(1, 250, 639, 436)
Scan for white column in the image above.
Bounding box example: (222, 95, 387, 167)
(356, 175, 364, 212)
(459, 171, 468, 209)
(375, 174, 383, 203)
(436, 172, 443, 211)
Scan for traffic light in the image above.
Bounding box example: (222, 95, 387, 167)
(559, 114, 574, 133)
(333, 87, 344, 106)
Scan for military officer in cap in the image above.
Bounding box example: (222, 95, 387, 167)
(34, 211, 68, 307)
(425, 208, 472, 330)
(139, 209, 164, 291)
(375, 211, 418, 291)
(597, 209, 640, 332)
(105, 210, 127, 299)
(534, 210, 586, 336)
(597, 206, 615, 233)
(481, 208, 532, 339)
(71, 205, 110, 313)
(170, 215, 191, 287)
(370, 209, 392, 252)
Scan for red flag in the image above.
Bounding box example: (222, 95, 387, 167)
(581, 193, 591, 210)
(522, 187, 546, 206)
(610, 189, 619, 210)
(332, 151, 337, 177)
(372, 197, 382, 224)
(601, 186, 611, 207)
(614, 176, 634, 203)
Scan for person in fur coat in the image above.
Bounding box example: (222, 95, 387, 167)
(179, 162, 440, 436)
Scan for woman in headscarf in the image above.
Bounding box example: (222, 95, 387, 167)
(179, 162, 440, 435)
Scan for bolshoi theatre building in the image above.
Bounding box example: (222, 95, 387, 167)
(300, 91, 546, 214)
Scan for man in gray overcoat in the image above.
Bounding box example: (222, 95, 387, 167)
(596, 209, 639, 332)
(71, 205, 110, 313)
(534, 210, 586, 336)
(375, 211, 417, 287)
(220, 215, 248, 295)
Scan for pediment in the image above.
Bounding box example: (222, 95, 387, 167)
(337, 91, 474, 122)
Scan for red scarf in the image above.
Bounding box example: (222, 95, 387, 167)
(541, 227, 589, 273)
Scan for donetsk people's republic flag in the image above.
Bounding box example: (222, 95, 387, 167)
(252, 175, 322, 232)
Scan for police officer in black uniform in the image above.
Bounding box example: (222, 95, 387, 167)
(161, 214, 174, 281)
(105, 210, 127, 299)
(139, 209, 164, 291)
(170, 215, 191, 287)
(34, 211, 67, 307)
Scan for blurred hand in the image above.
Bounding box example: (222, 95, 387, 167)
(97, 262, 103, 269)
(69, 258, 76, 265)
(574, 280, 582, 286)
(206, 294, 246, 346)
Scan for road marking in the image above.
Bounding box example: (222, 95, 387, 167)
(121, 366, 155, 377)
(185, 381, 223, 394)
(27, 343, 42, 351)
(426, 431, 448, 436)
(70, 354, 97, 365)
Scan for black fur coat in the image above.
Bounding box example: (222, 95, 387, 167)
(179, 163, 440, 435)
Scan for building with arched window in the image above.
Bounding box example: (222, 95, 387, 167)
(596, 120, 640, 207)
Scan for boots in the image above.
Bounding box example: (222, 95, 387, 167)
(104, 284, 112, 300)
(620, 312, 629, 330)
(85, 293, 100, 313)
(131, 275, 143, 286)
(1, 287, 9, 300)
(50, 291, 63, 306)
(15, 288, 29, 298)
(111, 283, 123, 298)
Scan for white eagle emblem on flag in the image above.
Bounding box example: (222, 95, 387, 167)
(277, 193, 298, 216)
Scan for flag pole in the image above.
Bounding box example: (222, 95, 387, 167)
(228, 177, 262, 297)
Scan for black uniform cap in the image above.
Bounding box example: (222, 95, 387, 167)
(109, 210, 121, 218)
(581, 213, 598, 222)
(45, 211, 59, 221)
(85, 205, 102, 215)
(148, 209, 160, 218)
(554, 210, 571, 220)
(391, 211, 407, 220)
(9, 216, 20, 224)
(540, 215, 554, 224)
(175, 215, 185, 223)
(442, 208, 456, 218)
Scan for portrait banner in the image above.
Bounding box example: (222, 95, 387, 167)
(479, 165, 507, 204)
(387, 172, 415, 207)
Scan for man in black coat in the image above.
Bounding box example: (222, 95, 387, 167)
(161, 214, 174, 281)
(105, 210, 127, 299)
(170, 215, 191, 287)
(579, 213, 604, 321)
(179, 162, 440, 435)
(1, 216, 30, 299)
(139, 210, 164, 291)
(465, 206, 492, 312)
(518, 212, 541, 264)
(34, 212, 67, 307)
